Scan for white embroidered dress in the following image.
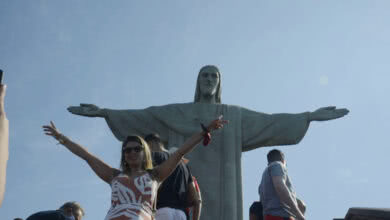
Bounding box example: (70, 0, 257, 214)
(105, 173, 158, 220)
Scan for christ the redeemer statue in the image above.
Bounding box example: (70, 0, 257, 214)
(68, 65, 349, 220)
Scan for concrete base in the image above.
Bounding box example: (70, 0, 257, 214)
(343, 207, 390, 220)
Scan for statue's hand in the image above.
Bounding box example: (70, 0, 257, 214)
(309, 106, 349, 122)
(67, 103, 105, 117)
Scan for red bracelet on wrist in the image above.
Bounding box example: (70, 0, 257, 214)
(200, 123, 211, 146)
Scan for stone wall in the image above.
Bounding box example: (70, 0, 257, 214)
(343, 208, 390, 220)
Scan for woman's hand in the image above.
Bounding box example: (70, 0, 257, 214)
(42, 121, 62, 141)
(207, 115, 229, 132)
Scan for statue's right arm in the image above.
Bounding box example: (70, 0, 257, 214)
(42, 121, 119, 184)
(67, 103, 107, 118)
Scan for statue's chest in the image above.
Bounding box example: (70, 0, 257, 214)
(188, 105, 224, 121)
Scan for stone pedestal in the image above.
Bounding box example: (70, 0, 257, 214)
(336, 207, 390, 220)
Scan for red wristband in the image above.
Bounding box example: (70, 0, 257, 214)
(203, 132, 211, 146)
(200, 123, 211, 146)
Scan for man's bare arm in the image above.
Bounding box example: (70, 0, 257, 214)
(188, 181, 202, 220)
(272, 176, 305, 220)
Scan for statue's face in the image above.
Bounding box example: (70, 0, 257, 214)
(199, 66, 220, 97)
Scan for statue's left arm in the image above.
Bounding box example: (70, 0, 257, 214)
(241, 106, 349, 152)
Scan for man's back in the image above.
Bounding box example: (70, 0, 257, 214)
(152, 151, 193, 212)
(259, 161, 296, 218)
(26, 210, 67, 220)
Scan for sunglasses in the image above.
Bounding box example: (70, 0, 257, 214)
(123, 146, 143, 153)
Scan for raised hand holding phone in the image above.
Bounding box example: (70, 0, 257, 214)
(0, 69, 3, 84)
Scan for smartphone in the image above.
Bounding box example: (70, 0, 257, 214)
(0, 69, 3, 84)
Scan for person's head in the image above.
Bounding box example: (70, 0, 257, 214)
(121, 135, 153, 171)
(194, 65, 221, 103)
(267, 149, 285, 165)
(59, 201, 85, 220)
(144, 133, 165, 152)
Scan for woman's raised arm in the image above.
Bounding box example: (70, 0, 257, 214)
(42, 121, 119, 184)
(154, 116, 228, 182)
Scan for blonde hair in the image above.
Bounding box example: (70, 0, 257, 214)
(121, 135, 154, 172)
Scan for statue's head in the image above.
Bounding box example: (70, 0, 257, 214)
(194, 65, 222, 103)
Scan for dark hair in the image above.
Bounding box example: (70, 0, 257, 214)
(120, 135, 153, 171)
(267, 149, 285, 164)
(144, 133, 161, 143)
(59, 201, 85, 216)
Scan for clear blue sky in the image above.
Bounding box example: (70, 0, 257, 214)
(1, 1, 389, 219)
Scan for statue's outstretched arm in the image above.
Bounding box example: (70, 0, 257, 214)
(67, 103, 107, 118)
(241, 105, 349, 151)
(308, 106, 349, 122)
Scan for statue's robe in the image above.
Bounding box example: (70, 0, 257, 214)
(104, 102, 310, 220)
